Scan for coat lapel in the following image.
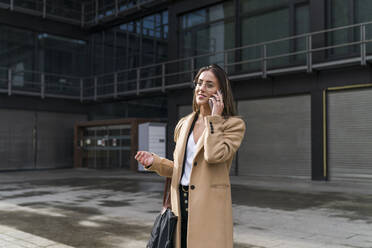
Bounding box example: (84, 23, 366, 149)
(192, 115, 226, 160)
(175, 111, 198, 182)
(176, 112, 195, 163)
(176, 111, 210, 183)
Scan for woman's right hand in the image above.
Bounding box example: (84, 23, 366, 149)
(134, 151, 154, 167)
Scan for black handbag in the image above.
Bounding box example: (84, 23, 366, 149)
(147, 178, 178, 248)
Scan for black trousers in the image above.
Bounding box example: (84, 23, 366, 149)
(179, 185, 189, 248)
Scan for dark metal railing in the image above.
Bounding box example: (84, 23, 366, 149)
(0, 0, 161, 27)
(1, 21, 372, 102)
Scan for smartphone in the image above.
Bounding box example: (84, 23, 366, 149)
(208, 90, 223, 110)
(208, 98, 213, 110)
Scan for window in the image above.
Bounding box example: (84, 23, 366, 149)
(179, 1, 235, 69)
(241, 0, 309, 71)
(295, 4, 310, 62)
(93, 10, 169, 74)
(240, 0, 289, 13)
(328, 0, 372, 56)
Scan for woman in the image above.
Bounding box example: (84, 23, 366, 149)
(135, 64, 246, 248)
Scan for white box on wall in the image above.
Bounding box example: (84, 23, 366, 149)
(138, 122, 167, 171)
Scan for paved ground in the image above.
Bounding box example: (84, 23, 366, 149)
(0, 169, 371, 248)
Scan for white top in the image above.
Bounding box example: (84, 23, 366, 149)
(180, 130, 199, 186)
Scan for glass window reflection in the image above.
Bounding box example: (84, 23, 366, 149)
(182, 9, 207, 29)
(179, 1, 235, 73)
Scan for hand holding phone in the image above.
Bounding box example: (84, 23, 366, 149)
(208, 89, 223, 111)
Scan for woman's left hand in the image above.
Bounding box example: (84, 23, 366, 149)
(210, 89, 224, 116)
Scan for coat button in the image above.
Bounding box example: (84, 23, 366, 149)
(190, 185, 195, 190)
(193, 162, 197, 166)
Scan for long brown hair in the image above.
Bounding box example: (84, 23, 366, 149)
(192, 64, 237, 118)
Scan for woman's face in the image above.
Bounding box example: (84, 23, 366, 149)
(195, 70, 220, 106)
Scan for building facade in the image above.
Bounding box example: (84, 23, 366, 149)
(0, 0, 372, 182)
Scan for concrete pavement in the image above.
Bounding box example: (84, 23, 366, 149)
(0, 169, 371, 248)
(0, 224, 74, 248)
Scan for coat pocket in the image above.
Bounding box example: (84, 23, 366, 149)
(210, 183, 229, 189)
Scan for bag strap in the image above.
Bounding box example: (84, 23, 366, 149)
(162, 177, 172, 209)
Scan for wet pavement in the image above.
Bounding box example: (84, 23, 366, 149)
(0, 169, 371, 248)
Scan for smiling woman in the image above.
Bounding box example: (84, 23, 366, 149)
(135, 64, 246, 248)
(192, 64, 237, 118)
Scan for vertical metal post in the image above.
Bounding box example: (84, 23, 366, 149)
(190, 58, 195, 85)
(81, 3, 85, 28)
(10, 0, 13, 11)
(126, 29, 129, 69)
(95, 0, 98, 24)
(322, 90, 327, 179)
(114, 72, 118, 98)
(360, 24, 366, 66)
(119, 127, 122, 167)
(224, 52, 229, 74)
(94, 129, 97, 168)
(8, 68, 12, 96)
(43, 0, 46, 18)
(161, 63, 165, 93)
(306, 34, 313, 73)
(102, 31, 105, 73)
(262, 45, 267, 79)
(115, 0, 118, 16)
(136, 68, 140, 95)
(32, 121, 37, 169)
(94, 76, 97, 101)
(105, 128, 109, 168)
(41, 73, 45, 99)
(113, 31, 117, 72)
(80, 79, 83, 102)
(139, 19, 143, 67)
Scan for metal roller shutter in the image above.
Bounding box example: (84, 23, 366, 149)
(0, 109, 35, 170)
(0, 109, 86, 170)
(328, 88, 372, 180)
(237, 95, 311, 179)
(36, 112, 87, 169)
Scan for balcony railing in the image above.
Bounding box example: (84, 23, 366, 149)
(83, 0, 159, 26)
(2, 21, 372, 102)
(0, 68, 82, 100)
(0, 0, 163, 27)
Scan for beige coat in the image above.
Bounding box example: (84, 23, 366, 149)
(147, 111, 246, 248)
